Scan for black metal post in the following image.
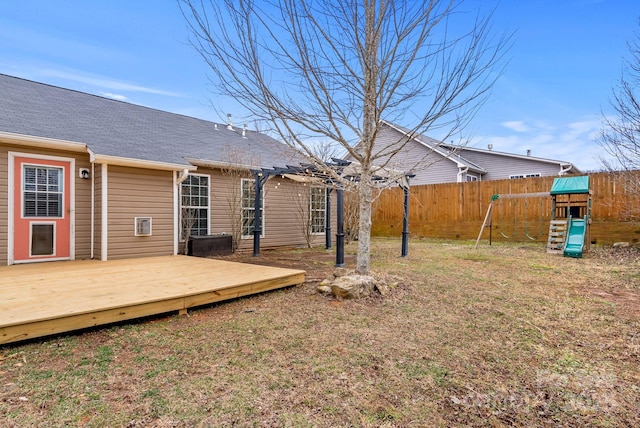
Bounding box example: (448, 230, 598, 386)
(325, 188, 332, 250)
(336, 188, 344, 267)
(252, 172, 263, 257)
(401, 182, 410, 257)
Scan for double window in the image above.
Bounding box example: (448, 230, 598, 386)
(180, 174, 209, 240)
(310, 187, 326, 234)
(241, 178, 264, 237)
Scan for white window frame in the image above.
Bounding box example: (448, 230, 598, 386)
(466, 174, 478, 182)
(310, 187, 326, 235)
(179, 173, 210, 241)
(241, 178, 264, 238)
(22, 164, 64, 219)
(509, 173, 541, 179)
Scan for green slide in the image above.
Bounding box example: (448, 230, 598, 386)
(563, 216, 586, 258)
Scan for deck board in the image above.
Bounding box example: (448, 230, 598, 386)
(0, 256, 305, 345)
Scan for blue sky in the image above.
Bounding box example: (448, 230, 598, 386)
(0, 0, 637, 171)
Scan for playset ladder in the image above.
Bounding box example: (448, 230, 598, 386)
(547, 220, 568, 254)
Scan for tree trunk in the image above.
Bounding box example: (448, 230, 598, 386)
(356, 172, 373, 274)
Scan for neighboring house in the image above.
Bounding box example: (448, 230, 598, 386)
(351, 121, 581, 185)
(0, 74, 332, 266)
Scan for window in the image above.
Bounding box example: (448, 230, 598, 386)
(180, 174, 209, 240)
(241, 178, 264, 237)
(509, 173, 541, 179)
(23, 165, 63, 217)
(466, 175, 478, 182)
(310, 187, 326, 234)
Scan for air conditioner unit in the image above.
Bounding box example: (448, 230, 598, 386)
(134, 217, 152, 236)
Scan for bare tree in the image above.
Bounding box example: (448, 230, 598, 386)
(180, 0, 510, 274)
(216, 146, 260, 252)
(180, 205, 197, 255)
(598, 21, 640, 221)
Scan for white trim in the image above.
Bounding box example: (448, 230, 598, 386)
(90, 150, 95, 259)
(94, 154, 196, 172)
(0, 131, 87, 152)
(7, 151, 76, 264)
(173, 171, 179, 255)
(457, 166, 469, 183)
(7, 155, 14, 265)
(101, 163, 108, 261)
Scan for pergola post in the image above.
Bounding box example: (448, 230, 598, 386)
(325, 188, 332, 250)
(252, 171, 264, 257)
(335, 188, 344, 267)
(401, 179, 410, 257)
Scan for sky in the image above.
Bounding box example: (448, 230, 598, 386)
(0, 0, 637, 171)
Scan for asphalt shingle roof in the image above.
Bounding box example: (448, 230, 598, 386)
(0, 73, 297, 169)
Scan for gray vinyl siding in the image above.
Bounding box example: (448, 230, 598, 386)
(106, 165, 174, 259)
(457, 150, 563, 181)
(0, 141, 93, 266)
(369, 126, 460, 185)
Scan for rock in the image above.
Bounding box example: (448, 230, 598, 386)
(331, 275, 375, 299)
(333, 267, 351, 278)
(318, 278, 331, 287)
(374, 281, 390, 296)
(316, 285, 332, 294)
(613, 242, 630, 248)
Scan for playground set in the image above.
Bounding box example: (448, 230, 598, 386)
(475, 176, 592, 258)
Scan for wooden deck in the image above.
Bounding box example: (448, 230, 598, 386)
(0, 256, 305, 345)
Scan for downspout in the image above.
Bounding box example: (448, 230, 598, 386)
(457, 166, 469, 183)
(559, 163, 572, 176)
(88, 148, 96, 259)
(175, 169, 190, 255)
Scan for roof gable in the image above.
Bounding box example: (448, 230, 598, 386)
(380, 121, 486, 173)
(380, 120, 580, 175)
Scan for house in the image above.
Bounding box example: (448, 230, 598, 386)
(0, 74, 332, 266)
(353, 121, 581, 185)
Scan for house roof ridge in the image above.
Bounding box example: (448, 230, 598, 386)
(442, 143, 574, 165)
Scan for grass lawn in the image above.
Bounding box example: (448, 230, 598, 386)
(1, 238, 638, 427)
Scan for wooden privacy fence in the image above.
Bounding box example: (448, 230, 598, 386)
(371, 171, 640, 245)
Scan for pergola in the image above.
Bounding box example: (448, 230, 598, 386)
(250, 159, 414, 266)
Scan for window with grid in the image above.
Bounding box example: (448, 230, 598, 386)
(180, 174, 209, 240)
(310, 187, 326, 234)
(241, 178, 264, 237)
(23, 165, 63, 217)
